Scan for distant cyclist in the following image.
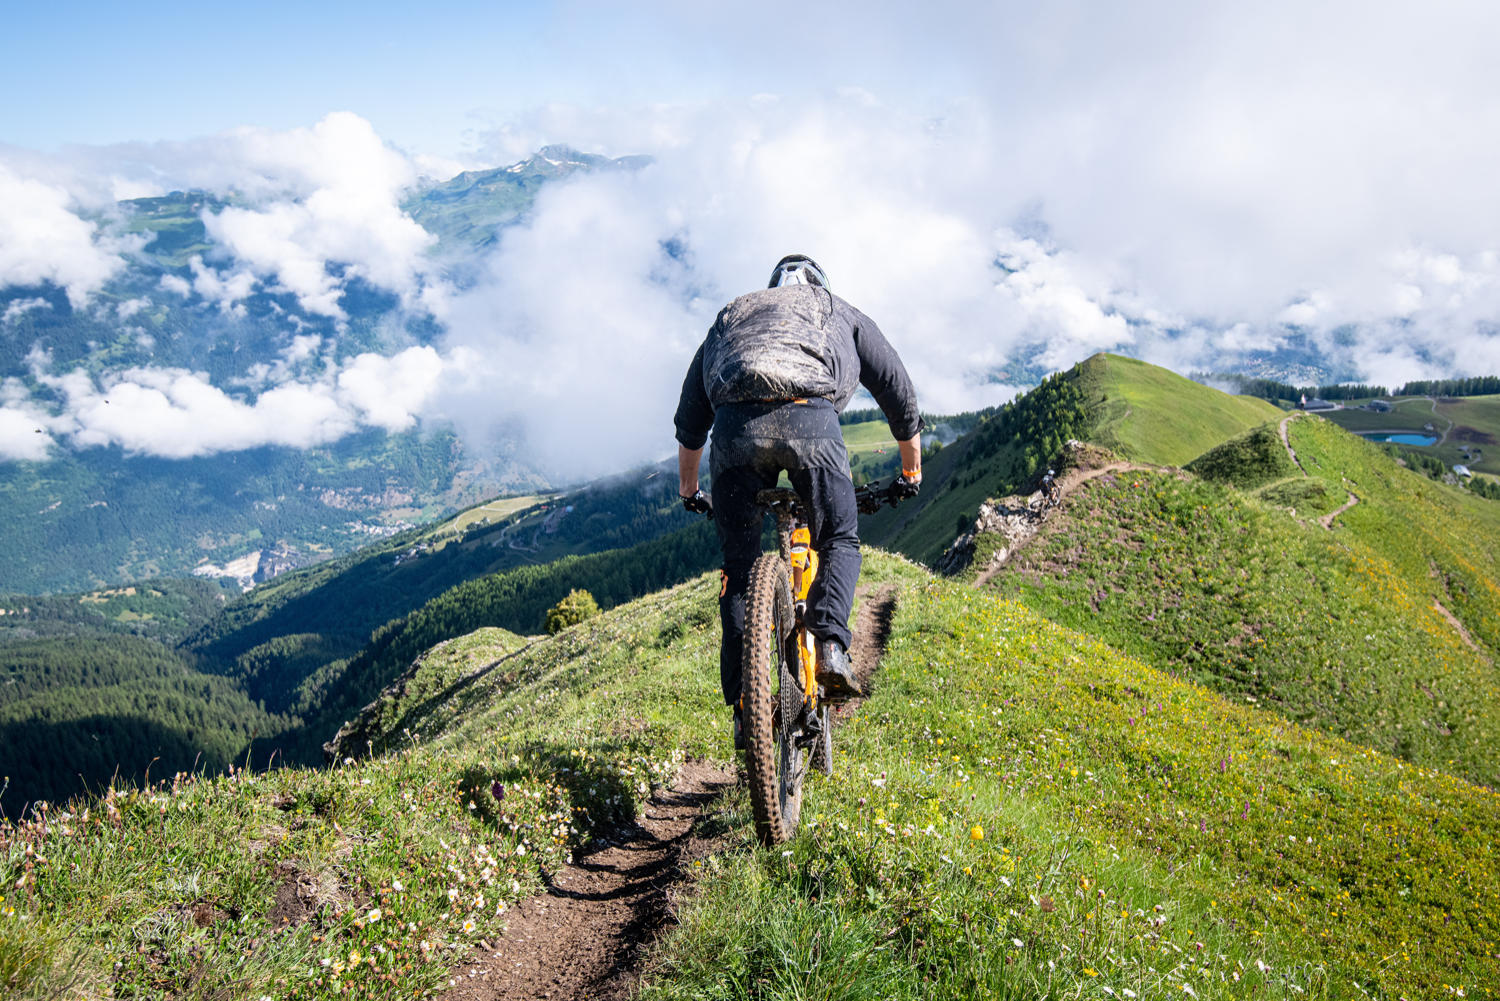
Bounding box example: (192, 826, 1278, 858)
(1041, 467, 1060, 506)
(673, 254, 922, 745)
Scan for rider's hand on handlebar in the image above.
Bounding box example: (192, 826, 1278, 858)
(681, 489, 713, 519)
(889, 471, 921, 502)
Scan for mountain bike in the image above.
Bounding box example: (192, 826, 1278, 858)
(740, 479, 907, 845)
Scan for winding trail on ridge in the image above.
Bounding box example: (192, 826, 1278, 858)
(1280, 412, 1359, 529)
(439, 586, 900, 1001)
(969, 462, 1159, 589)
(1278, 413, 1308, 474)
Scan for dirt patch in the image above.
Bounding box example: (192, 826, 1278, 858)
(266, 860, 348, 929)
(838, 586, 898, 715)
(440, 760, 735, 1001)
(1319, 491, 1359, 529)
(1432, 599, 1487, 657)
(439, 586, 902, 1001)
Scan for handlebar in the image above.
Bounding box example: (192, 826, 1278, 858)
(685, 476, 915, 521)
(855, 476, 917, 515)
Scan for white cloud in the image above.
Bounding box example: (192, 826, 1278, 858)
(3, 298, 52, 324)
(2, 113, 441, 319)
(9, 346, 455, 461)
(336, 346, 446, 432)
(0, 164, 129, 307)
(9, 1, 1500, 472)
(187, 256, 257, 315)
(0, 405, 54, 461)
(158, 273, 191, 297)
(198, 113, 437, 319)
(116, 297, 149, 320)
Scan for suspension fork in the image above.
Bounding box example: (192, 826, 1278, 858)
(783, 515, 820, 713)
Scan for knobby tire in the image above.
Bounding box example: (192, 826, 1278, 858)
(742, 552, 803, 845)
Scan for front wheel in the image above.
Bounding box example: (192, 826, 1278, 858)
(742, 552, 804, 845)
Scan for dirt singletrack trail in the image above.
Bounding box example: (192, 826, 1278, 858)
(964, 461, 1160, 588)
(1432, 598, 1485, 655)
(838, 584, 899, 716)
(440, 586, 900, 1001)
(1319, 492, 1360, 529)
(1279, 413, 1360, 529)
(1278, 413, 1308, 474)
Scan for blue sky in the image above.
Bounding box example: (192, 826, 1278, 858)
(5, 1, 567, 153)
(2, 0, 979, 157)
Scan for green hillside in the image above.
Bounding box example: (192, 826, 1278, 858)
(988, 414, 1500, 787)
(860, 353, 1283, 568)
(5, 554, 1495, 999)
(1078, 354, 1285, 466)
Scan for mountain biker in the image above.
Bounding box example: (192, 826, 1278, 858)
(1041, 467, 1059, 505)
(673, 254, 923, 746)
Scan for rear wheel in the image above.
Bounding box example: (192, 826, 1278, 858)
(742, 552, 804, 845)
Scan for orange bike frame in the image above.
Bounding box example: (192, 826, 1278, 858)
(788, 525, 820, 711)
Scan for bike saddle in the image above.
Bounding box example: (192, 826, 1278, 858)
(756, 487, 802, 510)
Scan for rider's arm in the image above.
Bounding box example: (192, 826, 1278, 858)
(845, 304, 922, 444)
(678, 444, 704, 498)
(673, 343, 714, 454)
(897, 434, 922, 483)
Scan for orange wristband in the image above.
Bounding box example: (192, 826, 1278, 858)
(903, 468, 921, 479)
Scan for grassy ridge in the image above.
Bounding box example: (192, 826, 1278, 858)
(296, 520, 720, 761)
(0, 572, 732, 999)
(1289, 416, 1500, 656)
(1078, 355, 1285, 466)
(985, 416, 1500, 787)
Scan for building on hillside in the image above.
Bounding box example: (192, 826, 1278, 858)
(1454, 464, 1473, 477)
(1366, 399, 1393, 412)
(1298, 395, 1339, 412)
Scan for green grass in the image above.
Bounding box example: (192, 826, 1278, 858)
(1256, 476, 1346, 519)
(1077, 355, 1285, 467)
(0, 574, 734, 999)
(983, 416, 1500, 788)
(8, 552, 1497, 999)
(644, 568, 1500, 1000)
(417, 493, 549, 543)
(1288, 416, 1500, 656)
(1186, 423, 1299, 489)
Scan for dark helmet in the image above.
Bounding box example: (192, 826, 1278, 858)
(768, 254, 829, 289)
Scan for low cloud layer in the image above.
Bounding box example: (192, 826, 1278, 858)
(1, 346, 447, 461)
(0, 164, 135, 307)
(1, 113, 444, 321)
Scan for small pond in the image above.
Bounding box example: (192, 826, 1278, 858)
(1361, 432, 1439, 446)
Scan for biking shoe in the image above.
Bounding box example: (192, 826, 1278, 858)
(732, 707, 746, 751)
(815, 639, 862, 699)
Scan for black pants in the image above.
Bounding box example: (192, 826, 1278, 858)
(709, 400, 860, 707)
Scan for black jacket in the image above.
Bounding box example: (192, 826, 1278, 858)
(674, 285, 921, 450)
